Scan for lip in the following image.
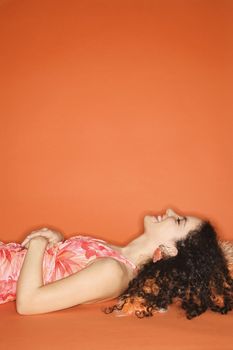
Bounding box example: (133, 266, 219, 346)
(151, 216, 158, 223)
(152, 215, 163, 223)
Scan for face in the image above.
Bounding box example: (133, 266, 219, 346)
(144, 208, 203, 246)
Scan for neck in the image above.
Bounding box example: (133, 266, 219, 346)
(109, 233, 160, 269)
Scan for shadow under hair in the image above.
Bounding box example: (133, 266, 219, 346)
(103, 221, 233, 319)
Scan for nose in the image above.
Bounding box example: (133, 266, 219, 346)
(166, 208, 176, 217)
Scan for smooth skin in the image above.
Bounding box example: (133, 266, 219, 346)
(16, 238, 129, 315)
(16, 208, 202, 315)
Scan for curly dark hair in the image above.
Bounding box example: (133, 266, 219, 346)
(103, 221, 233, 319)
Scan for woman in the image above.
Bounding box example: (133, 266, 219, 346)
(105, 210, 233, 319)
(0, 208, 232, 318)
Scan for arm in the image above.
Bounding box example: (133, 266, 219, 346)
(16, 236, 49, 309)
(16, 240, 128, 315)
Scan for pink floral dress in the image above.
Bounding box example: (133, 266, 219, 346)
(0, 235, 138, 305)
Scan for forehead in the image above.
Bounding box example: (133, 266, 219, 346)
(185, 215, 203, 231)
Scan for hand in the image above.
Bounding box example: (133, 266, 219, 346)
(21, 227, 64, 249)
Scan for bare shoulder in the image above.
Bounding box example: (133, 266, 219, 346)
(81, 257, 131, 304)
(17, 256, 130, 315)
(88, 256, 133, 280)
(86, 256, 128, 274)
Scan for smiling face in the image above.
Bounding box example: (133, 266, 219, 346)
(144, 208, 203, 246)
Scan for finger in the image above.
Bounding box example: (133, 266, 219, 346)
(22, 232, 41, 245)
(21, 237, 30, 244)
(22, 238, 31, 246)
(39, 231, 50, 238)
(28, 232, 42, 238)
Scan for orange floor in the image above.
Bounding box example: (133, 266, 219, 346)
(1, 300, 232, 350)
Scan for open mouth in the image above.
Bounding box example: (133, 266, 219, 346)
(152, 215, 166, 223)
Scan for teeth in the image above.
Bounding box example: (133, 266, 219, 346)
(152, 214, 167, 223)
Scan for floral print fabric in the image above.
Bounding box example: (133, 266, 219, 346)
(0, 235, 137, 305)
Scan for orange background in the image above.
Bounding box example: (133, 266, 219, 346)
(0, 0, 232, 245)
(1, 2, 233, 350)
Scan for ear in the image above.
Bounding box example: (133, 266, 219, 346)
(152, 247, 163, 262)
(152, 244, 178, 262)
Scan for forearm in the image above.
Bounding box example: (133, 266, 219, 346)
(16, 237, 48, 307)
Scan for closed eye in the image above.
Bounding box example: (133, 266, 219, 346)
(176, 217, 187, 226)
(176, 218, 181, 225)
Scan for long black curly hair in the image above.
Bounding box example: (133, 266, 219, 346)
(103, 221, 233, 319)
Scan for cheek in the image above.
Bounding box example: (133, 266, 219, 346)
(162, 223, 179, 240)
(174, 229, 187, 241)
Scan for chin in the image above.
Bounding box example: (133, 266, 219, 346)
(143, 216, 154, 232)
(144, 215, 151, 223)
